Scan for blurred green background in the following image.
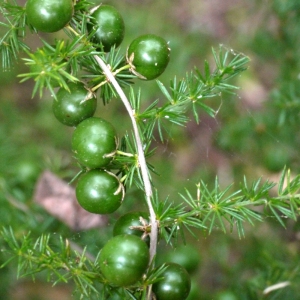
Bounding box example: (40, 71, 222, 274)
(2, 0, 300, 299)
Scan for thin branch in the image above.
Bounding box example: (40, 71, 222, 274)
(93, 55, 158, 264)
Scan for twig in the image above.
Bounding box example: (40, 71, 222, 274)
(93, 55, 158, 262)
(263, 281, 291, 295)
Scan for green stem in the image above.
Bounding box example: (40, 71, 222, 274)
(91, 64, 131, 93)
(66, 25, 78, 36)
(91, 78, 107, 92)
(113, 63, 131, 74)
(116, 150, 135, 157)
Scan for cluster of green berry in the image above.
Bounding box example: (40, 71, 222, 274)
(25, 0, 170, 215)
(23, 0, 194, 299)
(25, 0, 170, 80)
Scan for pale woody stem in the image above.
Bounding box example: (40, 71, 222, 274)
(93, 55, 158, 263)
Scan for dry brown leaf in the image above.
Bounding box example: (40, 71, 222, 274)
(34, 170, 107, 231)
